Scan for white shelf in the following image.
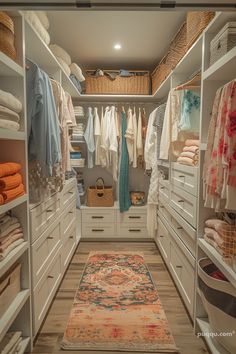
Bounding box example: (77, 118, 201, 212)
(152, 72, 172, 100)
(196, 318, 230, 354)
(0, 52, 24, 77)
(18, 337, 31, 354)
(205, 12, 236, 35)
(203, 47, 236, 81)
(0, 241, 28, 278)
(0, 129, 26, 141)
(71, 140, 85, 144)
(0, 289, 30, 342)
(0, 195, 28, 215)
(198, 239, 236, 288)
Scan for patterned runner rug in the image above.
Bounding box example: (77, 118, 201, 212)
(61, 252, 178, 352)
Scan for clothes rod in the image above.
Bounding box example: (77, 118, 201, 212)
(75, 101, 158, 105)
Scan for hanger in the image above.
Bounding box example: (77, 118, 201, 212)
(175, 71, 201, 91)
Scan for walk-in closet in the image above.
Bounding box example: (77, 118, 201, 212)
(0, 2, 236, 354)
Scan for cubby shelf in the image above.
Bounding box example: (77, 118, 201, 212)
(0, 195, 28, 215)
(0, 242, 28, 278)
(0, 52, 24, 77)
(0, 129, 26, 141)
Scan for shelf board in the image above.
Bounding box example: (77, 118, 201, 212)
(79, 93, 156, 102)
(198, 239, 236, 288)
(196, 318, 230, 354)
(0, 241, 28, 278)
(0, 289, 30, 342)
(205, 12, 236, 35)
(0, 195, 28, 215)
(0, 52, 24, 77)
(0, 129, 26, 141)
(203, 47, 236, 81)
(18, 337, 31, 354)
(152, 72, 172, 100)
(71, 140, 85, 144)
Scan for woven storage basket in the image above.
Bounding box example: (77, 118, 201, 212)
(0, 12, 16, 60)
(210, 22, 236, 66)
(85, 70, 150, 95)
(186, 11, 215, 49)
(87, 178, 114, 207)
(151, 54, 172, 94)
(0, 263, 21, 317)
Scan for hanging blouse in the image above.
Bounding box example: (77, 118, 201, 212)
(179, 90, 200, 133)
(125, 107, 134, 165)
(84, 107, 95, 168)
(94, 107, 101, 166)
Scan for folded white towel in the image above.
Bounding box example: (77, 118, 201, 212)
(0, 105, 20, 123)
(0, 119, 20, 131)
(0, 89, 22, 113)
(70, 63, 85, 82)
(0, 238, 24, 260)
(37, 11, 49, 30)
(24, 11, 50, 45)
(0, 221, 21, 238)
(56, 57, 71, 77)
(50, 44, 71, 66)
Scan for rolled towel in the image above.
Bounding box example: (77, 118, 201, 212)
(37, 11, 49, 30)
(0, 119, 20, 131)
(56, 57, 71, 77)
(1, 183, 25, 204)
(70, 63, 85, 82)
(185, 139, 199, 147)
(0, 105, 20, 123)
(0, 162, 21, 178)
(50, 44, 71, 66)
(177, 156, 198, 166)
(183, 145, 199, 153)
(0, 173, 23, 191)
(0, 89, 22, 113)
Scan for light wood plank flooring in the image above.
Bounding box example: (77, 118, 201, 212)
(32, 241, 208, 354)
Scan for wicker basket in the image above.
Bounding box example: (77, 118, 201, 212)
(87, 178, 114, 207)
(186, 11, 215, 49)
(210, 22, 236, 66)
(0, 12, 16, 60)
(85, 70, 150, 95)
(151, 54, 172, 94)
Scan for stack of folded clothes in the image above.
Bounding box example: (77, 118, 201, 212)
(70, 63, 86, 93)
(0, 163, 25, 205)
(0, 331, 22, 353)
(0, 213, 24, 260)
(72, 123, 84, 141)
(73, 106, 84, 117)
(0, 89, 22, 131)
(177, 139, 199, 166)
(24, 11, 50, 45)
(50, 43, 71, 76)
(204, 218, 236, 261)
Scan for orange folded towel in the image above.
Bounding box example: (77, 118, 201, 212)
(0, 162, 21, 178)
(0, 194, 4, 205)
(0, 173, 22, 191)
(1, 184, 25, 203)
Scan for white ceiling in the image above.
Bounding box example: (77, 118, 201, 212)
(47, 11, 186, 70)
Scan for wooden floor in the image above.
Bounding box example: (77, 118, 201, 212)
(32, 241, 208, 354)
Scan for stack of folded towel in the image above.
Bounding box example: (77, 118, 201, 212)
(177, 139, 199, 166)
(0, 213, 24, 260)
(204, 218, 236, 259)
(74, 106, 84, 117)
(0, 89, 22, 131)
(72, 123, 84, 141)
(24, 11, 50, 45)
(0, 163, 25, 205)
(0, 331, 22, 353)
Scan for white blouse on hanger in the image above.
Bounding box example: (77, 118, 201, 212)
(94, 107, 101, 165)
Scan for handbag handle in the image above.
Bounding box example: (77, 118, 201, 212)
(95, 177, 105, 198)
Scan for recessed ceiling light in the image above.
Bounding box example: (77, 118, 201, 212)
(114, 43, 121, 50)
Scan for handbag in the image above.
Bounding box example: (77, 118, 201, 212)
(87, 177, 114, 207)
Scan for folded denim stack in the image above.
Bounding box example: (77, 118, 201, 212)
(0, 213, 24, 260)
(0, 89, 22, 131)
(0, 331, 22, 353)
(177, 139, 199, 166)
(0, 162, 25, 205)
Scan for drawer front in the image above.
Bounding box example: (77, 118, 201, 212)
(156, 217, 170, 262)
(33, 249, 62, 334)
(158, 201, 172, 224)
(159, 180, 170, 203)
(82, 209, 115, 224)
(61, 179, 77, 210)
(82, 223, 115, 238)
(62, 224, 76, 269)
(117, 225, 148, 238)
(171, 163, 198, 196)
(118, 210, 146, 224)
(170, 185, 197, 228)
(169, 240, 195, 317)
(61, 201, 76, 240)
(30, 193, 60, 243)
(32, 220, 61, 289)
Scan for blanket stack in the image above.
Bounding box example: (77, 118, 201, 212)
(0, 89, 22, 131)
(177, 139, 199, 166)
(0, 331, 22, 354)
(24, 11, 50, 45)
(204, 218, 236, 261)
(0, 213, 24, 260)
(0, 163, 25, 205)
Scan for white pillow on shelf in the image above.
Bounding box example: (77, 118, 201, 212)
(70, 63, 85, 82)
(49, 44, 71, 66)
(56, 57, 71, 77)
(37, 11, 50, 30)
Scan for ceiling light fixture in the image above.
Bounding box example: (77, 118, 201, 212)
(114, 44, 122, 50)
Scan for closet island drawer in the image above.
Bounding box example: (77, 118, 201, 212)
(171, 163, 198, 196)
(117, 225, 148, 238)
(30, 193, 60, 243)
(61, 223, 76, 270)
(169, 240, 195, 317)
(82, 223, 115, 238)
(33, 248, 62, 334)
(156, 216, 171, 262)
(158, 200, 172, 224)
(82, 209, 115, 224)
(159, 179, 170, 203)
(61, 201, 76, 239)
(117, 208, 146, 225)
(170, 185, 197, 228)
(32, 219, 62, 289)
(61, 178, 77, 210)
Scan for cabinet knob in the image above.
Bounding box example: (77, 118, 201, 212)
(69, 235, 74, 239)
(92, 229, 104, 232)
(177, 226, 183, 230)
(129, 216, 141, 219)
(129, 229, 141, 232)
(47, 236, 54, 239)
(178, 200, 184, 203)
(176, 265, 182, 269)
(47, 275, 54, 279)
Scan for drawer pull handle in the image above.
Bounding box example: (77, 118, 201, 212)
(176, 265, 183, 269)
(92, 229, 104, 232)
(69, 235, 74, 239)
(159, 205, 164, 209)
(47, 236, 54, 239)
(129, 229, 141, 232)
(178, 200, 184, 203)
(47, 275, 54, 279)
(46, 209, 53, 212)
(129, 216, 141, 219)
(178, 175, 185, 178)
(68, 191, 74, 195)
(177, 226, 183, 230)
(69, 211, 74, 214)
(92, 216, 104, 219)
(160, 186, 165, 190)
(159, 235, 164, 238)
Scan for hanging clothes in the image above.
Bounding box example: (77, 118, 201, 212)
(144, 108, 158, 170)
(155, 103, 167, 159)
(65, 91, 76, 127)
(137, 107, 143, 157)
(125, 107, 134, 165)
(100, 106, 110, 168)
(179, 90, 200, 133)
(108, 106, 119, 181)
(142, 107, 147, 139)
(119, 111, 131, 212)
(94, 107, 101, 165)
(84, 107, 95, 168)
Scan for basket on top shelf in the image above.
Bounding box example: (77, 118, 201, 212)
(186, 11, 215, 49)
(85, 70, 150, 95)
(0, 12, 16, 60)
(210, 22, 236, 66)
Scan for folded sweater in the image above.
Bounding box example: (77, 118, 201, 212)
(0, 222, 21, 238)
(1, 183, 25, 204)
(0, 233, 23, 252)
(0, 228, 23, 244)
(0, 89, 22, 113)
(0, 216, 18, 235)
(0, 238, 24, 260)
(0, 163, 21, 178)
(0, 173, 22, 191)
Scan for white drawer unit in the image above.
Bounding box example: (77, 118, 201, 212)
(156, 216, 171, 262)
(82, 223, 116, 238)
(32, 219, 61, 289)
(159, 179, 170, 203)
(170, 184, 197, 228)
(158, 199, 172, 224)
(118, 207, 146, 225)
(61, 178, 77, 211)
(61, 200, 76, 240)
(30, 192, 60, 243)
(33, 248, 62, 334)
(117, 225, 148, 238)
(171, 162, 198, 197)
(82, 209, 116, 224)
(61, 222, 76, 270)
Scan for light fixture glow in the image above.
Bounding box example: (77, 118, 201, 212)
(114, 43, 121, 50)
